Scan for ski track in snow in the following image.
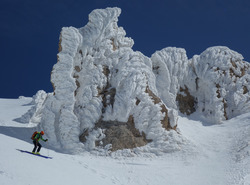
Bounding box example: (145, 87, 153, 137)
(0, 98, 250, 185)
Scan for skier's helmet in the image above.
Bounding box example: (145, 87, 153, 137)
(40, 131, 44, 135)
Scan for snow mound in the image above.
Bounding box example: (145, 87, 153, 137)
(185, 46, 250, 123)
(152, 46, 250, 124)
(14, 90, 47, 124)
(21, 7, 250, 155)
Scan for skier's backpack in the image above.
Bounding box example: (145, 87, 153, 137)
(31, 131, 38, 140)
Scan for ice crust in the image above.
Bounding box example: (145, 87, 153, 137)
(22, 7, 250, 154)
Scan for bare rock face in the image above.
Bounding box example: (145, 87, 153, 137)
(101, 125, 147, 151)
(176, 86, 196, 115)
(93, 116, 150, 151)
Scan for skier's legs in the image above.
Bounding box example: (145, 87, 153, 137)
(32, 140, 37, 152)
(37, 142, 42, 152)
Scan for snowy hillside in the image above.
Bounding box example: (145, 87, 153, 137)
(1, 98, 250, 185)
(1, 5, 250, 185)
(15, 7, 249, 154)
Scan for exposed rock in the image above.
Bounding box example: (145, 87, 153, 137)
(216, 84, 221, 98)
(222, 99, 228, 120)
(145, 86, 174, 130)
(94, 116, 150, 151)
(135, 98, 140, 105)
(79, 129, 89, 143)
(58, 33, 62, 52)
(243, 86, 249, 94)
(176, 86, 196, 115)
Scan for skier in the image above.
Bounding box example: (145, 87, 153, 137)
(32, 131, 48, 155)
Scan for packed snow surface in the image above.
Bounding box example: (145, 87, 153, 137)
(1, 98, 250, 185)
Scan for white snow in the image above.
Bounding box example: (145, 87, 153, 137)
(1, 98, 250, 185)
(1, 6, 250, 185)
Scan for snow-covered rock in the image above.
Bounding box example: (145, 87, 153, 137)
(151, 47, 189, 110)
(14, 90, 47, 124)
(22, 7, 250, 154)
(37, 7, 179, 154)
(184, 46, 250, 123)
(152, 46, 250, 124)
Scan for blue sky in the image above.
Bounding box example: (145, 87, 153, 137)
(1, 0, 250, 98)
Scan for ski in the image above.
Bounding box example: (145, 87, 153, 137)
(16, 149, 52, 159)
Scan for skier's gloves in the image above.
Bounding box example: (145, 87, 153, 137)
(45, 139, 48, 142)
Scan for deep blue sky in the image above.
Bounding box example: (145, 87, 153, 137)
(1, 0, 250, 98)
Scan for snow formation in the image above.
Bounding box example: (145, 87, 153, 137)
(14, 90, 47, 124)
(18, 7, 250, 154)
(152, 46, 250, 123)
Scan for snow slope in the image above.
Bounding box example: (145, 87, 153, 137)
(1, 98, 250, 185)
(1, 6, 250, 184)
